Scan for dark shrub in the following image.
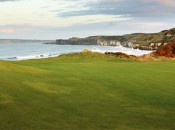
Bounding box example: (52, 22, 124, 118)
(155, 42, 175, 57)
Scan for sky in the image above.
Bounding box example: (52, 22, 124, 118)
(0, 0, 175, 40)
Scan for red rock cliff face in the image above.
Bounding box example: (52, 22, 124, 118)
(155, 42, 175, 57)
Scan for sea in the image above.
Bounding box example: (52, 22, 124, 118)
(0, 42, 152, 61)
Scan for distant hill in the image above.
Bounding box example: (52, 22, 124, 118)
(0, 39, 54, 44)
(47, 28, 175, 50)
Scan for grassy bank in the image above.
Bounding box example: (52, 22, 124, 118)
(0, 53, 175, 129)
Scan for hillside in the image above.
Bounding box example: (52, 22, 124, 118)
(47, 28, 175, 50)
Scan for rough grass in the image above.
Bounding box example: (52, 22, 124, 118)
(0, 53, 175, 129)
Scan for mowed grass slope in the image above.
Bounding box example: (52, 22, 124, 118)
(0, 53, 175, 129)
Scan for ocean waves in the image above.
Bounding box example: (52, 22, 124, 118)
(0, 43, 152, 60)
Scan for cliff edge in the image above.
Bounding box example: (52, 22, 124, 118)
(46, 28, 175, 50)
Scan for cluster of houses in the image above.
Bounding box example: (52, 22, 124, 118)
(131, 42, 169, 50)
(166, 33, 175, 37)
(129, 33, 175, 50)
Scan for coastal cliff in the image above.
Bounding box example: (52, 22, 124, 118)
(46, 28, 175, 50)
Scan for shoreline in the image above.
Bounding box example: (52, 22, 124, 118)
(1, 50, 174, 62)
(1, 50, 152, 61)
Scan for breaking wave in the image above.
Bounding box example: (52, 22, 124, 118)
(7, 54, 59, 60)
(90, 46, 152, 56)
(0, 42, 152, 60)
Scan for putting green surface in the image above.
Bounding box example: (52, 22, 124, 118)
(0, 53, 175, 129)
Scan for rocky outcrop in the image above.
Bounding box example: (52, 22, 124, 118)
(97, 40, 121, 46)
(46, 28, 175, 50)
(53, 36, 129, 47)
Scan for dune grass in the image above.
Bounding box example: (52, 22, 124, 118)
(0, 53, 175, 129)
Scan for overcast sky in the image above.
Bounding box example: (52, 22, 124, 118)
(0, 0, 175, 39)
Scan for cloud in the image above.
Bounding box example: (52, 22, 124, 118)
(0, 24, 44, 32)
(0, 29, 15, 33)
(56, 0, 175, 19)
(155, 0, 175, 7)
(0, 0, 175, 39)
(0, 0, 18, 2)
(0, 18, 174, 39)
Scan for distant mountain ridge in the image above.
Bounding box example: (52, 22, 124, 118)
(47, 28, 175, 50)
(0, 39, 54, 44)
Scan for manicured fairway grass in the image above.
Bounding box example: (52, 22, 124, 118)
(0, 53, 175, 129)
